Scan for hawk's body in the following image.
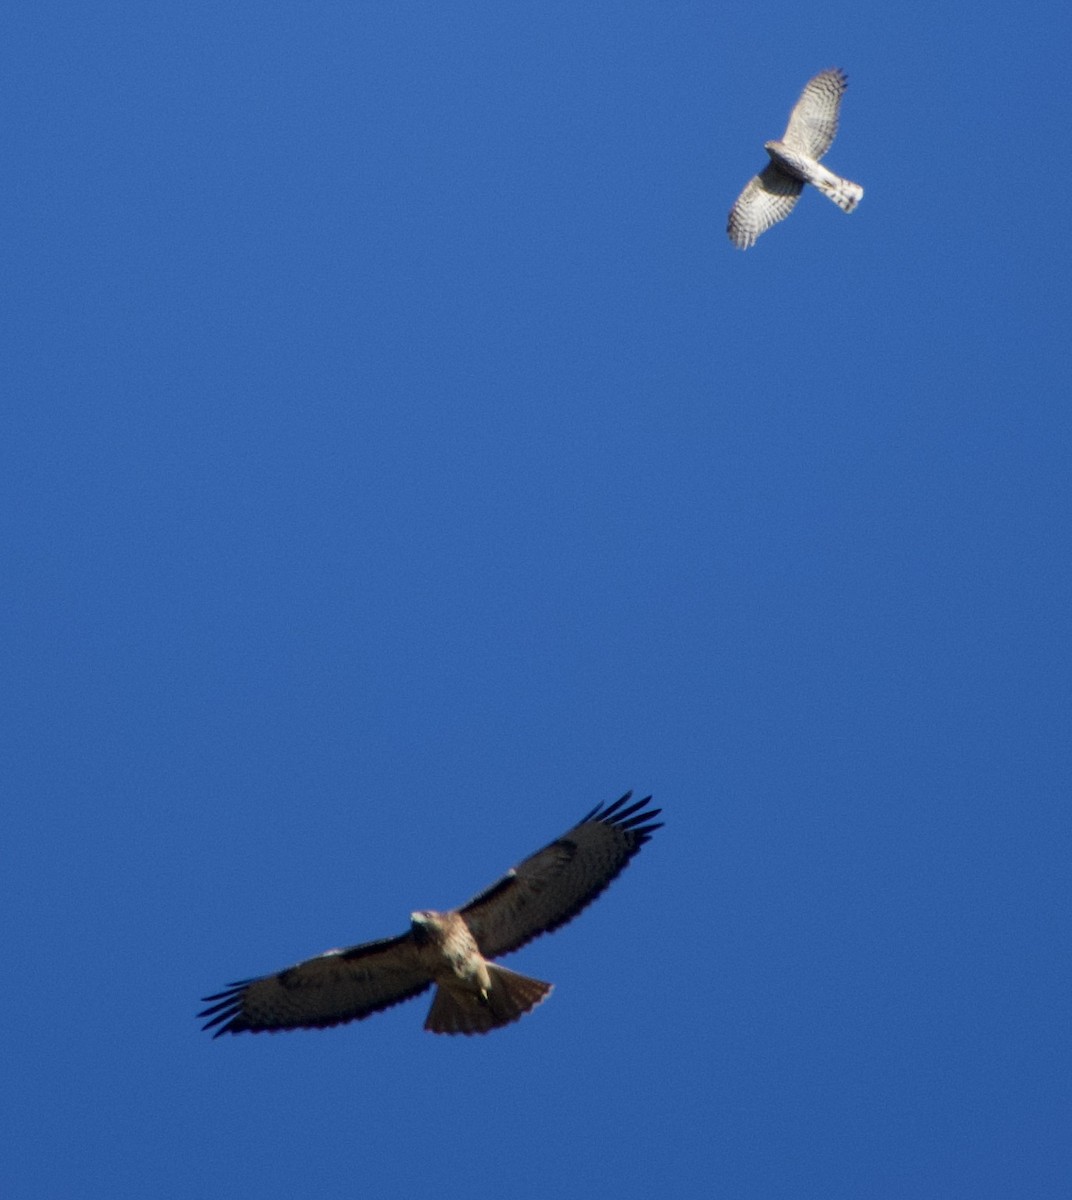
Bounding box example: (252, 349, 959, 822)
(412, 911, 553, 1035)
(199, 793, 661, 1037)
(728, 69, 863, 249)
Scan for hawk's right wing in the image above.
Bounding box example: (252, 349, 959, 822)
(199, 932, 431, 1036)
(727, 163, 804, 250)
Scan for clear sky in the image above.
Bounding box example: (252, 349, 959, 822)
(4, 3, 1070, 1198)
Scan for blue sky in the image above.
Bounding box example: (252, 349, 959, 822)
(4, 3, 1070, 1197)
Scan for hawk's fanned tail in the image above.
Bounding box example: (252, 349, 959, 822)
(424, 965, 553, 1035)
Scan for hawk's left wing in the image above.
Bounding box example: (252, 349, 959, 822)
(459, 792, 662, 960)
(199, 932, 431, 1036)
(782, 68, 847, 161)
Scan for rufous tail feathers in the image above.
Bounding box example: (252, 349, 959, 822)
(424, 965, 553, 1035)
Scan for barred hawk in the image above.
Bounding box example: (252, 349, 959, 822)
(728, 68, 864, 249)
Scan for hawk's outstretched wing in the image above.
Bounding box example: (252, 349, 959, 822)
(199, 933, 430, 1037)
(782, 68, 847, 161)
(727, 162, 804, 250)
(459, 792, 662, 960)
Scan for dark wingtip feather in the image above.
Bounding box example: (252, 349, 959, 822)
(578, 790, 638, 825)
(576, 792, 628, 825)
(197, 980, 254, 1036)
(199, 980, 253, 1006)
(577, 792, 661, 840)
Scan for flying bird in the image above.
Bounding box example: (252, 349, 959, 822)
(727, 68, 864, 249)
(199, 792, 662, 1037)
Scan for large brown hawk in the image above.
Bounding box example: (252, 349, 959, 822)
(199, 792, 662, 1037)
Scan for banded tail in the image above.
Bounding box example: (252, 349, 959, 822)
(814, 172, 863, 213)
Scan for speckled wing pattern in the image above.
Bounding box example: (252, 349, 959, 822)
(728, 68, 862, 250)
(459, 792, 663, 959)
(198, 933, 431, 1037)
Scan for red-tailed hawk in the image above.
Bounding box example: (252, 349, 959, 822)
(199, 792, 662, 1037)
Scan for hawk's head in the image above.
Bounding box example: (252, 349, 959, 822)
(410, 910, 441, 945)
